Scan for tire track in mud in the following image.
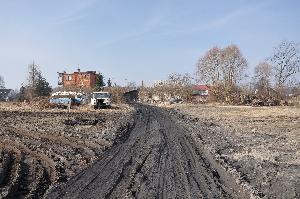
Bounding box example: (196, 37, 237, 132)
(46, 105, 249, 199)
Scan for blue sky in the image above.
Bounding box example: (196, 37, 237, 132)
(0, 0, 299, 88)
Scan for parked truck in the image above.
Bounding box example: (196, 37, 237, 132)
(91, 91, 111, 109)
(49, 91, 85, 108)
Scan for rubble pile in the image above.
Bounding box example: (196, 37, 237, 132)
(138, 86, 190, 105)
(0, 105, 135, 198)
(30, 97, 54, 109)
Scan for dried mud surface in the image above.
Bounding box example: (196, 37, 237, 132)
(0, 105, 134, 198)
(171, 104, 300, 199)
(47, 104, 249, 199)
(2, 102, 298, 199)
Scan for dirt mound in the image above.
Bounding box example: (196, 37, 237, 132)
(30, 97, 53, 109)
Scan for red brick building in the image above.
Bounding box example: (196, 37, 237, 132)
(58, 69, 97, 89)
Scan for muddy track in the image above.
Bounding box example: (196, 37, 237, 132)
(47, 105, 249, 199)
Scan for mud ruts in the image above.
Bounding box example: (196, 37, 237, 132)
(47, 105, 249, 199)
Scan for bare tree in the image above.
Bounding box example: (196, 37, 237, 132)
(270, 40, 300, 90)
(0, 75, 5, 89)
(255, 62, 272, 79)
(197, 45, 248, 103)
(253, 62, 273, 98)
(222, 45, 248, 86)
(27, 61, 42, 88)
(107, 78, 112, 87)
(127, 81, 137, 90)
(197, 47, 222, 84)
(168, 73, 193, 86)
(197, 45, 248, 86)
(167, 73, 193, 102)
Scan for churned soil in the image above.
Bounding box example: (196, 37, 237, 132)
(0, 103, 135, 198)
(2, 101, 299, 199)
(170, 104, 300, 199)
(47, 104, 250, 199)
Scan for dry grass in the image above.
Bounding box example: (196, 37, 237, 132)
(176, 104, 299, 132)
(178, 104, 299, 119)
(175, 104, 300, 163)
(173, 104, 300, 198)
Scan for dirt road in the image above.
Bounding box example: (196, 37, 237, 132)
(47, 105, 249, 199)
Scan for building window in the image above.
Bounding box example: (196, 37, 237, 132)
(67, 75, 72, 81)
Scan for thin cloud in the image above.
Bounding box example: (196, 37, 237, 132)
(96, 1, 271, 47)
(56, 0, 96, 24)
(42, 0, 97, 32)
(174, 0, 271, 35)
(53, 13, 88, 26)
(97, 1, 170, 48)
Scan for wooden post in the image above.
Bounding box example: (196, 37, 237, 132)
(68, 98, 71, 112)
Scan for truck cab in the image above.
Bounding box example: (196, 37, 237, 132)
(91, 92, 111, 109)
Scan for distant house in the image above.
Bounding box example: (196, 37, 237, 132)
(154, 80, 181, 87)
(58, 69, 98, 89)
(0, 89, 12, 101)
(192, 85, 209, 102)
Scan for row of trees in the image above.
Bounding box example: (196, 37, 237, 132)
(1, 40, 299, 104)
(197, 40, 300, 103)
